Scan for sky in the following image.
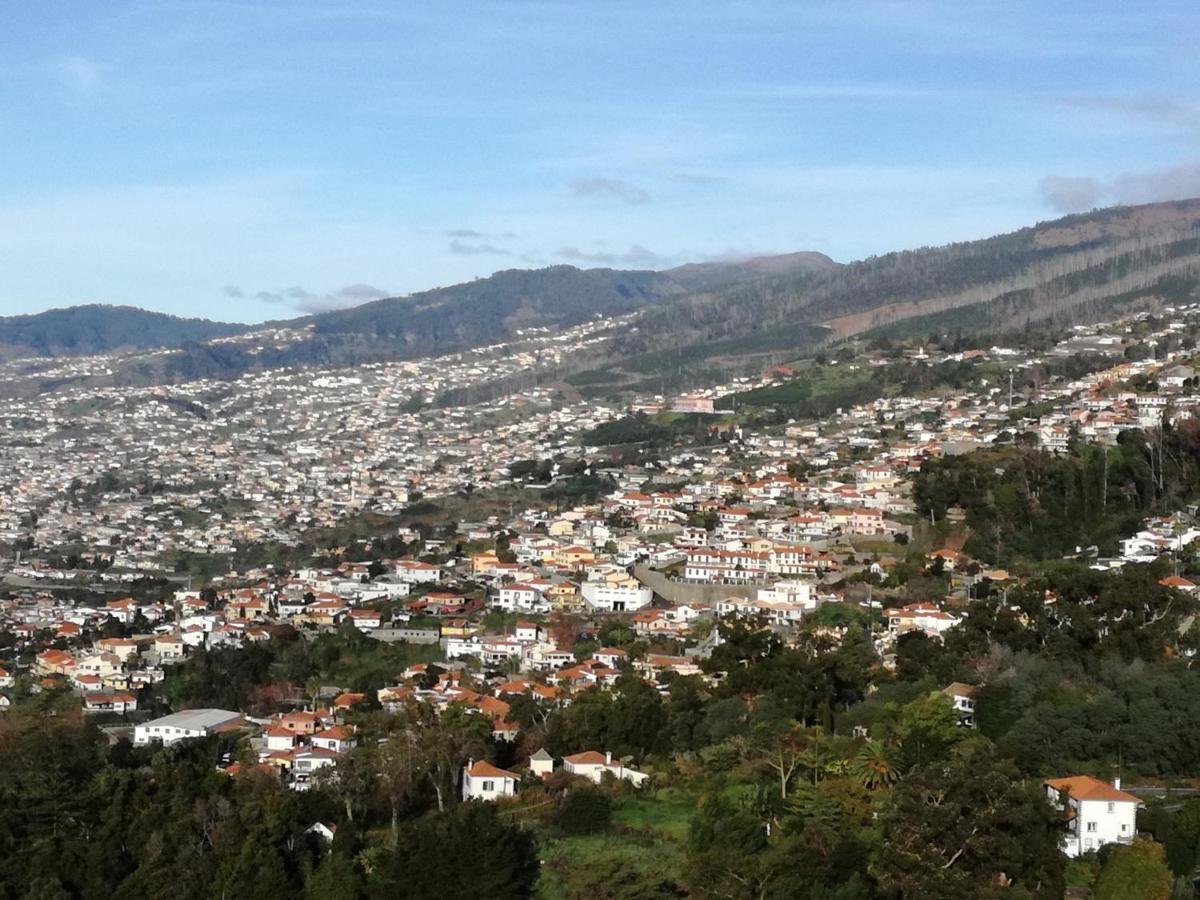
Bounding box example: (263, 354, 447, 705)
(1, 1, 1199, 323)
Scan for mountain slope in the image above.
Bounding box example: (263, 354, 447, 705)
(0, 305, 246, 358)
(603, 199, 1200, 370)
(8, 199, 1200, 396)
(307, 265, 682, 344)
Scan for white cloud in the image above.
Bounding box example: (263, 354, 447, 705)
(556, 244, 663, 266)
(54, 56, 105, 92)
(569, 177, 650, 205)
(254, 283, 390, 314)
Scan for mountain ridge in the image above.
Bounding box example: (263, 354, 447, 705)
(4, 200, 1199, 393)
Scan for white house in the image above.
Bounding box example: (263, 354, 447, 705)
(941, 682, 977, 728)
(291, 747, 340, 790)
(311, 726, 357, 754)
(83, 692, 137, 715)
(1045, 776, 1141, 856)
(348, 609, 383, 630)
(529, 747, 554, 779)
(462, 760, 519, 801)
(495, 583, 550, 614)
(393, 561, 442, 584)
(561, 750, 650, 787)
(580, 579, 652, 613)
(134, 708, 242, 746)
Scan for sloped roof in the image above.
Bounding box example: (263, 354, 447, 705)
(1045, 775, 1141, 804)
(466, 760, 519, 780)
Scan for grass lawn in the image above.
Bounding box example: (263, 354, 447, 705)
(610, 787, 697, 838)
(534, 788, 699, 899)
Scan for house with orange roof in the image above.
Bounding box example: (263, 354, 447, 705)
(462, 759, 519, 801)
(1160, 575, 1197, 594)
(562, 750, 649, 786)
(265, 726, 299, 754)
(312, 725, 357, 754)
(1044, 775, 1141, 856)
(35, 649, 77, 676)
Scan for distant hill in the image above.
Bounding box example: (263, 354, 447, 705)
(8, 199, 1200, 395)
(664, 251, 839, 293)
(0, 305, 245, 358)
(306, 265, 683, 344)
(587, 198, 1200, 386)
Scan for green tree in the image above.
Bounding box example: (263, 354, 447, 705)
(872, 740, 1063, 899)
(367, 803, 538, 900)
(304, 852, 365, 900)
(554, 784, 612, 836)
(1094, 839, 1172, 900)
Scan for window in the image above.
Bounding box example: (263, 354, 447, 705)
(1086, 822, 1097, 833)
(1121, 824, 1129, 833)
(1107, 802, 1115, 813)
(482, 780, 494, 791)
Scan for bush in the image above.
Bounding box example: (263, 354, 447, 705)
(553, 784, 612, 836)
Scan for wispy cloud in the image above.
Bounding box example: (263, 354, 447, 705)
(54, 56, 105, 92)
(556, 244, 662, 266)
(221, 285, 245, 299)
(1039, 159, 1200, 213)
(673, 172, 729, 186)
(448, 239, 511, 256)
(1061, 94, 1200, 133)
(1038, 176, 1104, 214)
(254, 283, 390, 314)
(569, 177, 650, 205)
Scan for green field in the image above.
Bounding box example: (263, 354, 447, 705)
(534, 789, 697, 899)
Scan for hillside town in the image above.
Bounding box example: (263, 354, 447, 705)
(2, 301, 1200, 892)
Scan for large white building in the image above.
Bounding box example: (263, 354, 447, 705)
(580, 579, 652, 613)
(1045, 776, 1141, 856)
(133, 708, 242, 746)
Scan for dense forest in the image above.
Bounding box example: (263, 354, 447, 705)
(0, 306, 245, 358)
(913, 421, 1200, 563)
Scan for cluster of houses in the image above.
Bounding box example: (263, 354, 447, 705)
(462, 748, 649, 800)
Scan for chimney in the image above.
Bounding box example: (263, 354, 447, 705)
(1113, 777, 1121, 791)
(605, 751, 612, 765)
(467, 758, 474, 772)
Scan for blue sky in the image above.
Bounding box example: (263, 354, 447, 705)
(1, 1, 1198, 322)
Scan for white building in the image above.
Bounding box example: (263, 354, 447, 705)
(393, 561, 442, 584)
(495, 583, 550, 614)
(462, 760, 519, 801)
(1045, 776, 1141, 857)
(133, 708, 242, 746)
(941, 682, 977, 728)
(580, 579, 652, 613)
(561, 750, 650, 787)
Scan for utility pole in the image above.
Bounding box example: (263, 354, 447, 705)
(1008, 368, 1014, 409)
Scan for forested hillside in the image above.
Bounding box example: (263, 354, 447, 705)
(9, 200, 1200, 394)
(0, 306, 246, 358)
(605, 199, 1200, 374)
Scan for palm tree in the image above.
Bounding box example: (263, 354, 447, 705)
(852, 739, 899, 790)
